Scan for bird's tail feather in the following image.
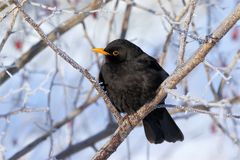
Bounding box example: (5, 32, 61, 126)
(143, 108, 184, 144)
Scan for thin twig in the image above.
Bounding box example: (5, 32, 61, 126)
(9, 95, 99, 160)
(46, 55, 59, 158)
(177, 0, 197, 65)
(158, 2, 190, 65)
(12, 0, 122, 124)
(0, 0, 111, 86)
(0, 7, 19, 53)
(217, 50, 240, 96)
(165, 88, 230, 108)
(0, 5, 17, 23)
(55, 123, 118, 159)
(120, 0, 133, 39)
(106, 0, 119, 43)
(0, 107, 49, 119)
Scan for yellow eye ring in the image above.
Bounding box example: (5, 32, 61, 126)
(113, 51, 120, 56)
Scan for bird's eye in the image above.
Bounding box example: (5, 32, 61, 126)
(112, 51, 120, 56)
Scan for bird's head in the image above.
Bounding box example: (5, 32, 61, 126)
(92, 39, 143, 63)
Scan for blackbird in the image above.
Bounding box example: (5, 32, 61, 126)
(92, 39, 184, 144)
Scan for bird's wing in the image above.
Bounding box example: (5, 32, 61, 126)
(137, 53, 169, 79)
(138, 54, 178, 90)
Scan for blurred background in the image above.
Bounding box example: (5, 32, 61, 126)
(0, 0, 240, 159)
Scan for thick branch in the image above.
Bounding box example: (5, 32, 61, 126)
(57, 102, 240, 159)
(92, 4, 240, 160)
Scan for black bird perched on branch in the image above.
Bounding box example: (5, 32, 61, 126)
(92, 39, 184, 144)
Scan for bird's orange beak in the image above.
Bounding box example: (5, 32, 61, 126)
(92, 48, 111, 56)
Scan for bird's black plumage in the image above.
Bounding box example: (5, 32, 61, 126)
(95, 39, 184, 143)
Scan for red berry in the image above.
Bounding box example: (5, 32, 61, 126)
(92, 12, 98, 19)
(231, 27, 239, 41)
(14, 39, 23, 50)
(74, 0, 82, 4)
(210, 123, 217, 134)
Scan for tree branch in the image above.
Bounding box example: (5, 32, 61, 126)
(120, 0, 133, 39)
(12, 0, 122, 124)
(177, 0, 196, 65)
(55, 123, 118, 159)
(92, 4, 240, 160)
(158, 1, 190, 65)
(0, 0, 108, 86)
(0, 4, 19, 53)
(9, 96, 99, 160)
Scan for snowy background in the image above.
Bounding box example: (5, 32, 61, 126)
(0, 0, 240, 160)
